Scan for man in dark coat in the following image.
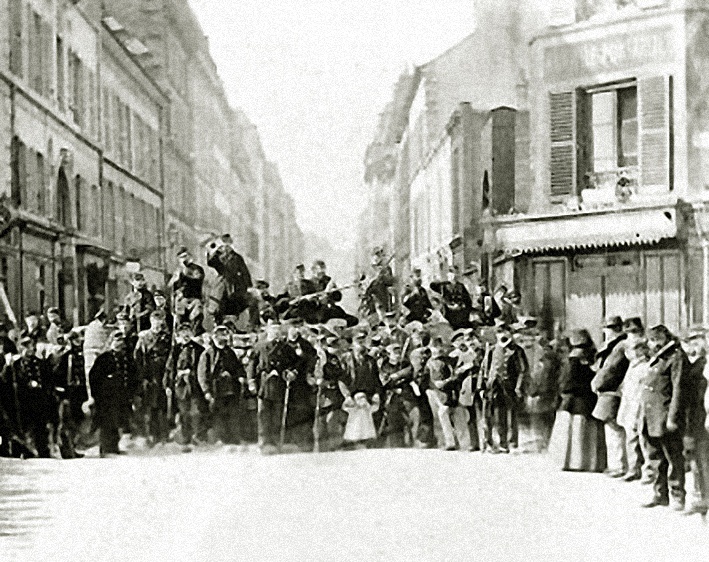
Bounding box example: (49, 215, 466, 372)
(206, 235, 257, 327)
(10, 334, 54, 458)
(275, 264, 319, 324)
(281, 323, 317, 448)
(134, 309, 172, 445)
(169, 246, 205, 335)
(124, 272, 155, 334)
(591, 315, 630, 478)
(52, 330, 87, 458)
(640, 325, 690, 510)
(360, 247, 396, 321)
(312, 333, 348, 451)
(478, 323, 528, 453)
(89, 331, 139, 457)
(164, 323, 206, 447)
(198, 325, 244, 445)
(401, 269, 432, 325)
(430, 266, 473, 330)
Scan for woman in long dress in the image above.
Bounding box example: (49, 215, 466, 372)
(549, 329, 607, 472)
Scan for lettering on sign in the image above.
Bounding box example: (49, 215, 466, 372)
(544, 27, 674, 82)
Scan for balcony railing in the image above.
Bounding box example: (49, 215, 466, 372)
(581, 166, 638, 208)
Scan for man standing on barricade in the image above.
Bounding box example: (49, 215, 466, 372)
(134, 309, 172, 446)
(52, 330, 87, 458)
(89, 331, 139, 457)
(401, 268, 432, 325)
(169, 246, 205, 335)
(276, 264, 319, 324)
(164, 323, 206, 449)
(430, 266, 473, 330)
(125, 272, 155, 334)
(198, 325, 244, 445)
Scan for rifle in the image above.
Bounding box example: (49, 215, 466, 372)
(288, 282, 358, 306)
(312, 381, 323, 453)
(376, 390, 395, 439)
(279, 376, 292, 453)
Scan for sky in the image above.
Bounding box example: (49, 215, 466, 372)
(188, 0, 477, 250)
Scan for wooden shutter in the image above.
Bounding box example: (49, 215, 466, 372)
(550, 91, 575, 195)
(9, 0, 23, 77)
(638, 75, 672, 190)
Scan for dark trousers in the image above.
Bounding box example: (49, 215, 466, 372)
(644, 424, 686, 501)
(177, 397, 208, 443)
(213, 395, 240, 444)
(97, 401, 121, 455)
(483, 393, 510, 451)
(258, 398, 283, 447)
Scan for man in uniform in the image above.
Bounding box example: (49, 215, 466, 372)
(591, 316, 630, 478)
(640, 325, 690, 511)
(478, 323, 528, 453)
(198, 325, 244, 445)
(53, 330, 87, 458)
(312, 330, 348, 451)
(255, 280, 278, 323)
(360, 247, 395, 321)
(430, 266, 473, 330)
(153, 290, 174, 335)
(379, 342, 416, 447)
(10, 334, 54, 457)
(125, 272, 155, 333)
(164, 323, 206, 447)
(169, 246, 205, 335)
(134, 309, 172, 445)
(89, 331, 138, 457)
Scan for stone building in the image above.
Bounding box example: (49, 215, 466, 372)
(487, 0, 709, 342)
(1, 0, 167, 324)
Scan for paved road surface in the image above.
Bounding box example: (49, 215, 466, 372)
(1, 447, 708, 561)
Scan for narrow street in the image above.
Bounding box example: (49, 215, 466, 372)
(2, 447, 708, 562)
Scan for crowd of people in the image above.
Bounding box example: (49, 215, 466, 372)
(0, 238, 708, 519)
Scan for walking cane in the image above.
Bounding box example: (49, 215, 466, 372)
(313, 381, 322, 453)
(279, 376, 292, 453)
(377, 390, 394, 439)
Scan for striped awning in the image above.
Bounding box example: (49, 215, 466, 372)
(493, 207, 678, 255)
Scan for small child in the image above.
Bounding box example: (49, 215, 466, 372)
(342, 392, 380, 449)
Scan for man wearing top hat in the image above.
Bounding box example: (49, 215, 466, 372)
(89, 330, 139, 457)
(169, 246, 205, 334)
(591, 315, 630, 478)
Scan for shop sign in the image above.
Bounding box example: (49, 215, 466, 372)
(544, 26, 674, 83)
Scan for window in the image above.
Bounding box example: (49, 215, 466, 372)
(591, 84, 638, 172)
(29, 10, 42, 94)
(56, 36, 65, 111)
(57, 168, 71, 227)
(10, 136, 26, 206)
(9, 0, 23, 77)
(103, 181, 115, 247)
(75, 175, 82, 230)
(36, 151, 45, 214)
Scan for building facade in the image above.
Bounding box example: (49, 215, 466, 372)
(487, 0, 709, 342)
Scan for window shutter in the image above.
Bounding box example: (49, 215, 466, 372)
(638, 75, 672, 190)
(550, 91, 575, 196)
(9, 0, 23, 77)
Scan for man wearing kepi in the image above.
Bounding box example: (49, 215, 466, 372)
(640, 325, 689, 511)
(89, 331, 138, 457)
(169, 246, 205, 335)
(591, 316, 630, 478)
(198, 325, 244, 445)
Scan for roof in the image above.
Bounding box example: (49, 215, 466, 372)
(492, 207, 678, 255)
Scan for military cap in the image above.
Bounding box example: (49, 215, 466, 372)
(403, 320, 424, 334)
(109, 330, 126, 341)
(176, 322, 193, 332)
(495, 323, 512, 334)
(150, 309, 166, 319)
(294, 264, 305, 272)
(213, 325, 230, 334)
(153, 289, 166, 298)
(115, 311, 129, 322)
(255, 279, 270, 290)
(46, 307, 60, 315)
(622, 317, 644, 335)
(603, 315, 623, 330)
(385, 343, 402, 354)
(131, 271, 145, 280)
(176, 246, 190, 257)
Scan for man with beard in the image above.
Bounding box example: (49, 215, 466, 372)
(53, 330, 87, 458)
(124, 272, 155, 333)
(640, 325, 690, 511)
(89, 331, 138, 457)
(478, 323, 528, 453)
(164, 323, 206, 448)
(134, 309, 172, 446)
(430, 267, 473, 330)
(401, 268, 432, 325)
(198, 325, 244, 445)
(169, 246, 205, 335)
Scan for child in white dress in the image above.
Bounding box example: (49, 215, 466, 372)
(343, 392, 380, 448)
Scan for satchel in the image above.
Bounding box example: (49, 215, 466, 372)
(592, 393, 621, 423)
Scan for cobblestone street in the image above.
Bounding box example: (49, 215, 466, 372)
(2, 447, 708, 562)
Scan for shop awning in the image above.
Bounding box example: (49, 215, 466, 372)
(493, 207, 678, 255)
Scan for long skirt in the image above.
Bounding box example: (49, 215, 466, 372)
(549, 410, 607, 472)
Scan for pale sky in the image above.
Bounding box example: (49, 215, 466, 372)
(188, 0, 477, 250)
